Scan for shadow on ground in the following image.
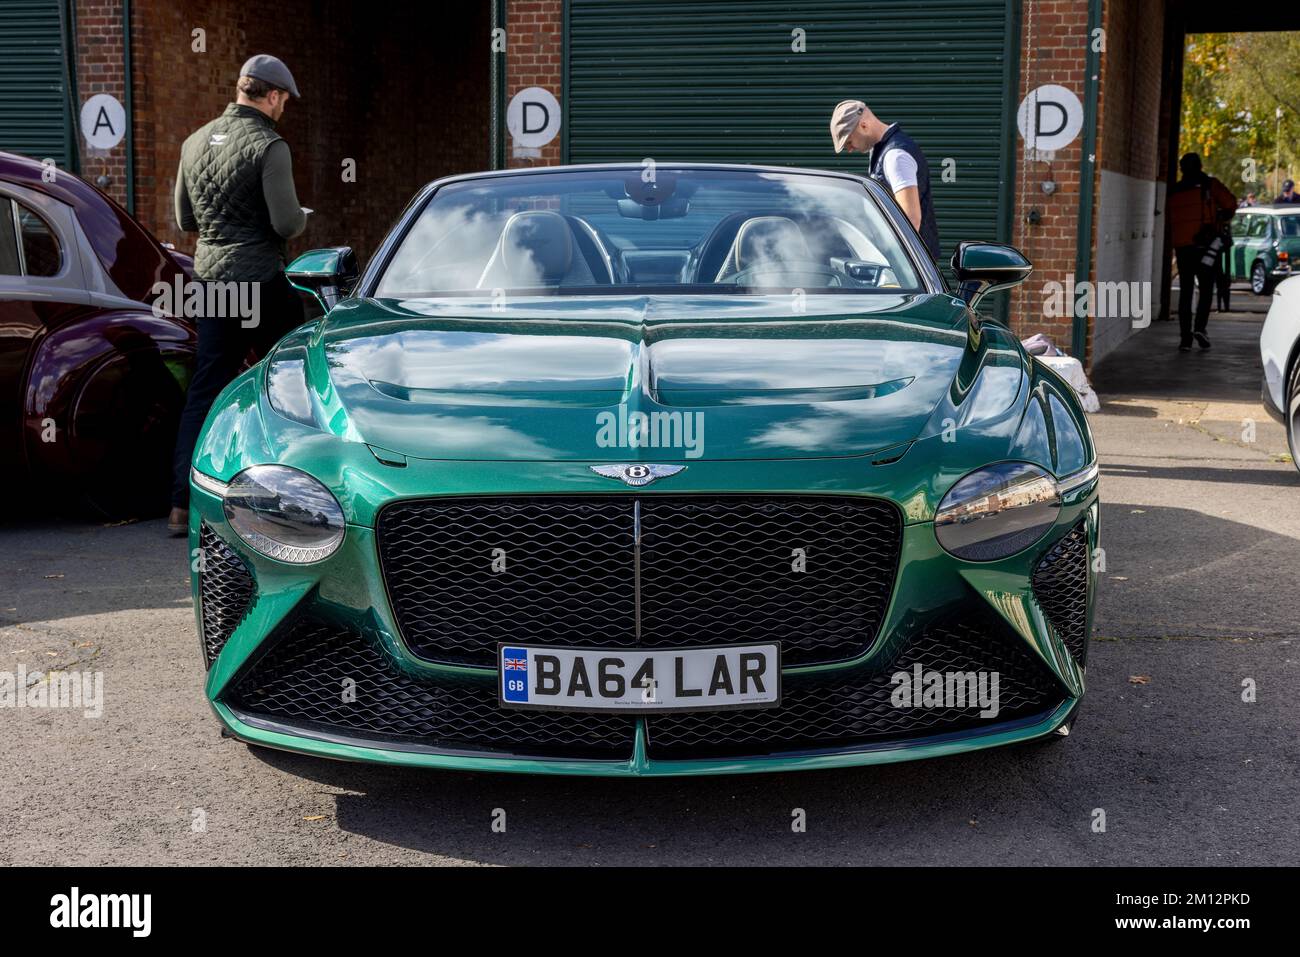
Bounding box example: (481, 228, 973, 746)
(1091, 305, 1265, 404)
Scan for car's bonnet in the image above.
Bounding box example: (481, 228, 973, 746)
(303, 293, 978, 461)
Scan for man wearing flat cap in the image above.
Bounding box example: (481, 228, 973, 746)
(167, 54, 308, 534)
(830, 99, 940, 260)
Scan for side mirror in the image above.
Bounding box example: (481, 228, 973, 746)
(950, 241, 1033, 309)
(287, 247, 359, 313)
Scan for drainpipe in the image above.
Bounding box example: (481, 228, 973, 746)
(122, 0, 135, 214)
(62, 0, 80, 174)
(1072, 0, 1103, 362)
(490, 0, 506, 170)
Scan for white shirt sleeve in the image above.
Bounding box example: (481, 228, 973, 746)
(881, 149, 919, 192)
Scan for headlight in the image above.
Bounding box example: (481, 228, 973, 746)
(222, 465, 345, 563)
(934, 462, 1061, 561)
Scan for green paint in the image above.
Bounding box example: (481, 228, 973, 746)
(190, 285, 1098, 774)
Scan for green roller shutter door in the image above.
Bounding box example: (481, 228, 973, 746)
(565, 0, 1020, 270)
(0, 0, 75, 170)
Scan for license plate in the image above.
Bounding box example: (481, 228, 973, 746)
(498, 643, 781, 713)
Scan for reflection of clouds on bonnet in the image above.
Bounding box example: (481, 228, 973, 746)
(328, 329, 629, 391)
(652, 330, 962, 388)
(349, 411, 559, 459)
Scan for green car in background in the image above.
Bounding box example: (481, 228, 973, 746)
(188, 164, 1098, 776)
(1229, 205, 1300, 294)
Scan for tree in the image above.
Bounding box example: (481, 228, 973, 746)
(1180, 33, 1300, 198)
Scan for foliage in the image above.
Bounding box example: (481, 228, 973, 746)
(1180, 33, 1300, 198)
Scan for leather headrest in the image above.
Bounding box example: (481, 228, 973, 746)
(734, 216, 810, 272)
(501, 210, 573, 284)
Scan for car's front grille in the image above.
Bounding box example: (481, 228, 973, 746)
(199, 523, 255, 666)
(1031, 520, 1091, 666)
(637, 497, 899, 665)
(378, 498, 636, 666)
(223, 614, 637, 760)
(644, 605, 1064, 760)
(377, 495, 902, 667)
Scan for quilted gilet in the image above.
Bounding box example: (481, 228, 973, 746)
(180, 103, 287, 281)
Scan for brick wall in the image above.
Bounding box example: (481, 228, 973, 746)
(74, 0, 129, 206)
(1098, 0, 1163, 182)
(74, 0, 490, 266)
(72, 0, 1173, 371)
(1091, 0, 1167, 363)
(506, 0, 563, 167)
(1006, 0, 1097, 361)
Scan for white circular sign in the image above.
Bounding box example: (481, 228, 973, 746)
(80, 94, 126, 151)
(1017, 84, 1083, 152)
(507, 87, 561, 149)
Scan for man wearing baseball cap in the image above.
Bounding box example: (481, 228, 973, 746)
(830, 99, 940, 260)
(1274, 179, 1300, 204)
(167, 55, 308, 534)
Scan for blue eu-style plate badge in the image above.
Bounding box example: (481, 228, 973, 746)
(501, 646, 529, 704)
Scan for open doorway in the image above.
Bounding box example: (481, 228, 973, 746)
(1155, 5, 1300, 331)
(1173, 31, 1300, 325)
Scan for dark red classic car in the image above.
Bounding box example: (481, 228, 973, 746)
(0, 150, 196, 518)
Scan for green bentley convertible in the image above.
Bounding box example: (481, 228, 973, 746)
(188, 164, 1098, 776)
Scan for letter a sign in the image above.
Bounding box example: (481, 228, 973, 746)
(80, 94, 126, 151)
(1016, 84, 1083, 153)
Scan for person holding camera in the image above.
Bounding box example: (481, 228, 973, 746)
(1168, 153, 1237, 352)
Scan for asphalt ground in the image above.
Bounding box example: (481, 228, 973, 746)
(1, 294, 1296, 865)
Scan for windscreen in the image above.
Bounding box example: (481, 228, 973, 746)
(374, 168, 924, 297)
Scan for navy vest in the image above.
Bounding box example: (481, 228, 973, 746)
(869, 124, 941, 261)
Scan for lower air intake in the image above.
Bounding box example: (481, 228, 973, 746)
(199, 523, 255, 666)
(644, 605, 1063, 760)
(1031, 520, 1091, 666)
(223, 614, 637, 760)
(222, 603, 1062, 763)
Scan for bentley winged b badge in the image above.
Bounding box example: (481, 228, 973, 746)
(589, 464, 687, 487)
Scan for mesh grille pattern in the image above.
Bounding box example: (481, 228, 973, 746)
(223, 606, 1061, 763)
(644, 607, 1062, 760)
(377, 496, 901, 667)
(200, 524, 255, 666)
(224, 615, 636, 759)
(378, 498, 636, 665)
(637, 497, 899, 664)
(1032, 520, 1091, 666)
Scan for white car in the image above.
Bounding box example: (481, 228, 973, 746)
(1260, 273, 1300, 464)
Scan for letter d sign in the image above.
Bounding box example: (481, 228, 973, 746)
(507, 87, 561, 156)
(1016, 84, 1083, 153)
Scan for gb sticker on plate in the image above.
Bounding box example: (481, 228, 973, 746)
(501, 646, 531, 704)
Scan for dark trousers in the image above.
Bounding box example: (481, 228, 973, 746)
(170, 272, 305, 507)
(1175, 245, 1214, 338)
